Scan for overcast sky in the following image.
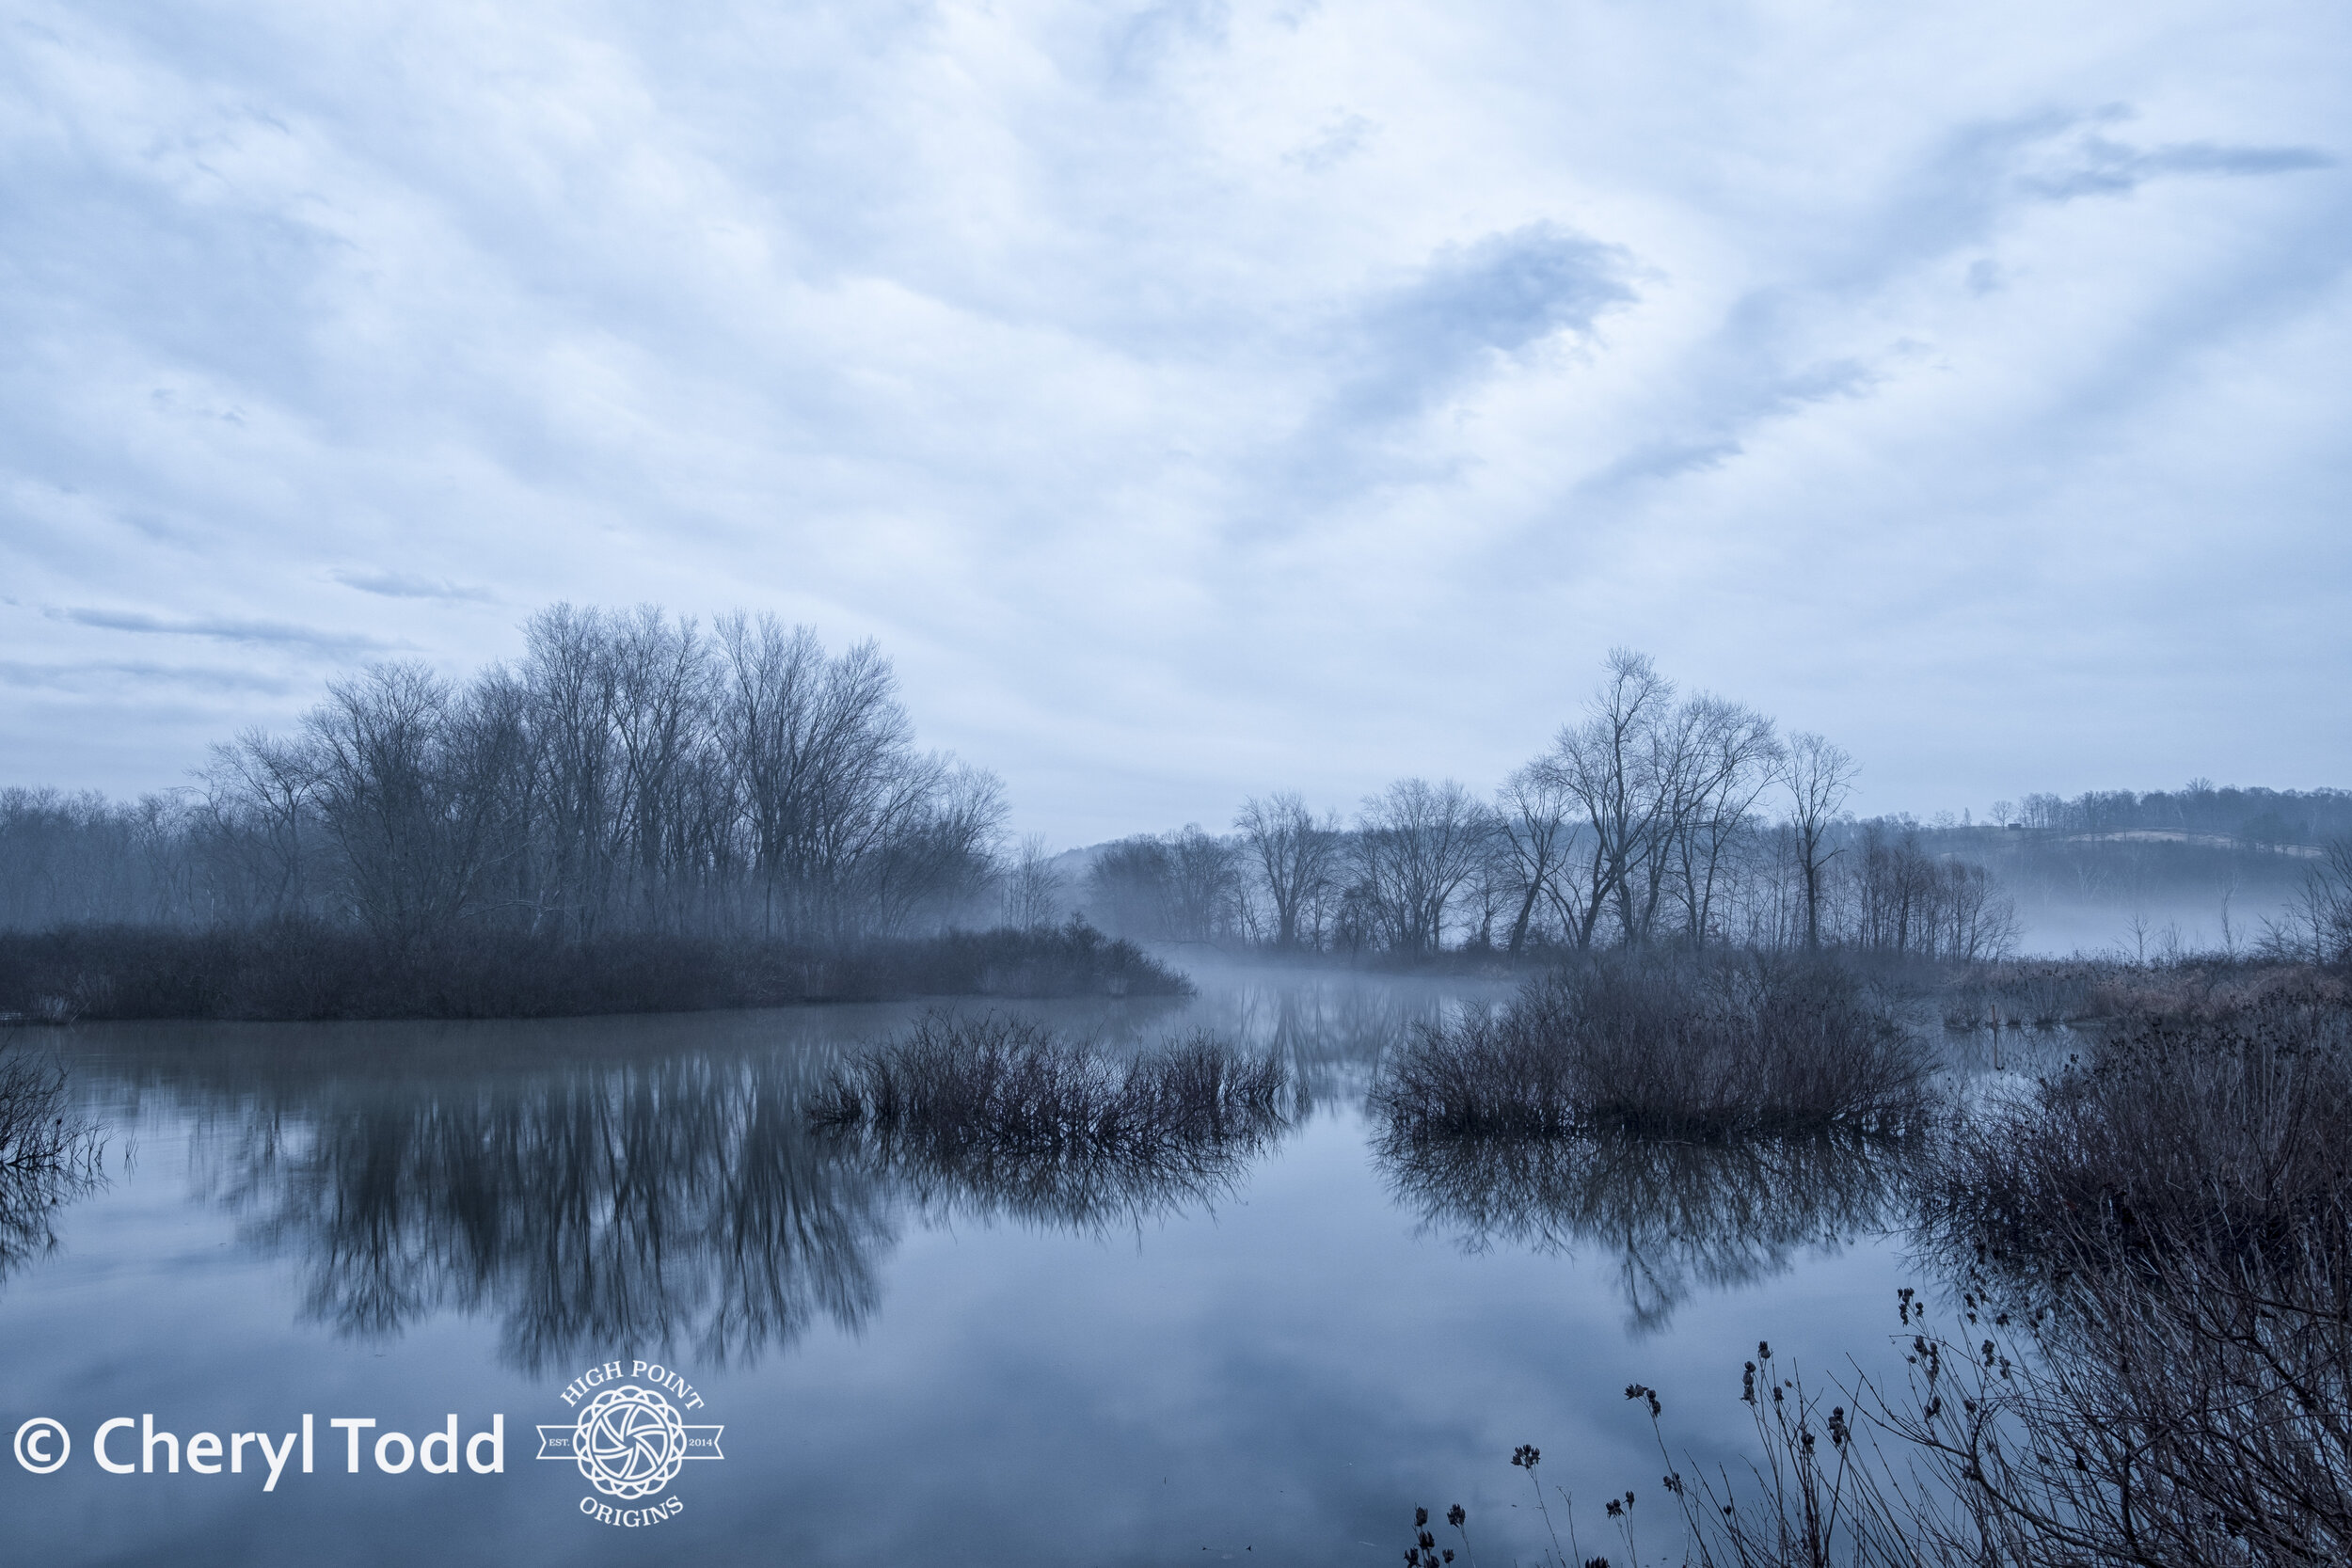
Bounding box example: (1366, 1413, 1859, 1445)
(2, 0, 2346, 845)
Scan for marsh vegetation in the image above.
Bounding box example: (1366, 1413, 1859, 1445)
(1374, 952, 1932, 1140)
(1414, 958, 2352, 1568)
(809, 1014, 1289, 1231)
(0, 916, 1185, 1021)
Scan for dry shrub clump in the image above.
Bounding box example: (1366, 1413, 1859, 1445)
(1375, 952, 1933, 1141)
(1936, 964, 2352, 1260)
(1591, 969, 2352, 1568)
(1937, 958, 2112, 1031)
(806, 1014, 1287, 1230)
(1904, 966, 2352, 1566)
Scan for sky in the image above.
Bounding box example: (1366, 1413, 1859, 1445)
(2, 0, 2347, 846)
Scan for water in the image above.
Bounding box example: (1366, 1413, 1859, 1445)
(0, 971, 1925, 1565)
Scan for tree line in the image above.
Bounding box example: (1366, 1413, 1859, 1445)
(1996, 782, 2352, 847)
(0, 630, 2035, 964)
(1079, 650, 2019, 963)
(0, 605, 1004, 944)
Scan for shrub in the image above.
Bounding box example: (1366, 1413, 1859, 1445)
(1910, 966, 2352, 1566)
(1375, 952, 1932, 1141)
(809, 1014, 1285, 1230)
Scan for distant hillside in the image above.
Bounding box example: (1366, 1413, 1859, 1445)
(1899, 784, 2347, 956)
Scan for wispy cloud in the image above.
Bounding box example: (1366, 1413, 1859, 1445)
(0, 659, 295, 694)
(1339, 223, 1637, 422)
(328, 568, 498, 603)
(45, 608, 405, 656)
(2021, 132, 2334, 201)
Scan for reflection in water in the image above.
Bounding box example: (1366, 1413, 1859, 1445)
(63, 976, 1882, 1386)
(823, 1067, 1291, 1238)
(1378, 1131, 1905, 1332)
(212, 1054, 896, 1373)
(0, 1152, 105, 1294)
(197, 1026, 1310, 1373)
(838, 1116, 1281, 1234)
(0, 1039, 105, 1293)
(1180, 971, 1498, 1113)
(811, 1014, 1295, 1236)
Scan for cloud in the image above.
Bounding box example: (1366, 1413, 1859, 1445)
(45, 608, 405, 657)
(328, 568, 498, 603)
(1338, 223, 1637, 422)
(0, 660, 294, 695)
(2021, 133, 2335, 201)
(1285, 113, 1375, 173)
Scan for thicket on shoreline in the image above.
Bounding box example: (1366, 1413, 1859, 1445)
(808, 1014, 1286, 1229)
(1433, 961, 2352, 1568)
(1909, 964, 2352, 1565)
(1375, 952, 1933, 1141)
(0, 917, 1188, 1022)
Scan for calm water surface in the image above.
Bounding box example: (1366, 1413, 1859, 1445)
(0, 971, 1927, 1566)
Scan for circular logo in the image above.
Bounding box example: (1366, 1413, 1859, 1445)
(572, 1387, 687, 1500)
(14, 1418, 70, 1474)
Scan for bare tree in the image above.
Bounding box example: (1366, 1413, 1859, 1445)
(1493, 764, 1577, 956)
(3, 603, 1005, 947)
(715, 612, 941, 942)
(1781, 731, 1857, 949)
(1163, 826, 1243, 944)
(1001, 835, 1065, 929)
(1656, 696, 1780, 944)
(1233, 792, 1339, 951)
(301, 663, 515, 939)
(199, 729, 319, 920)
(1353, 779, 1492, 957)
(1087, 836, 1172, 939)
(1537, 649, 1677, 947)
(605, 606, 719, 930)
(2265, 838, 2352, 964)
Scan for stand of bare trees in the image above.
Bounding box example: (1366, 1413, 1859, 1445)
(2265, 838, 2352, 964)
(1116, 650, 2022, 963)
(1233, 793, 1341, 950)
(0, 605, 1006, 946)
(5, 632, 2035, 969)
(1083, 826, 1246, 944)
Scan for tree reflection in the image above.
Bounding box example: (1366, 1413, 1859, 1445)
(1186, 973, 1501, 1113)
(1376, 1130, 1905, 1332)
(0, 1037, 104, 1295)
(213, 1053, 895, 1373)
(206, 1037, 1299, 1372)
